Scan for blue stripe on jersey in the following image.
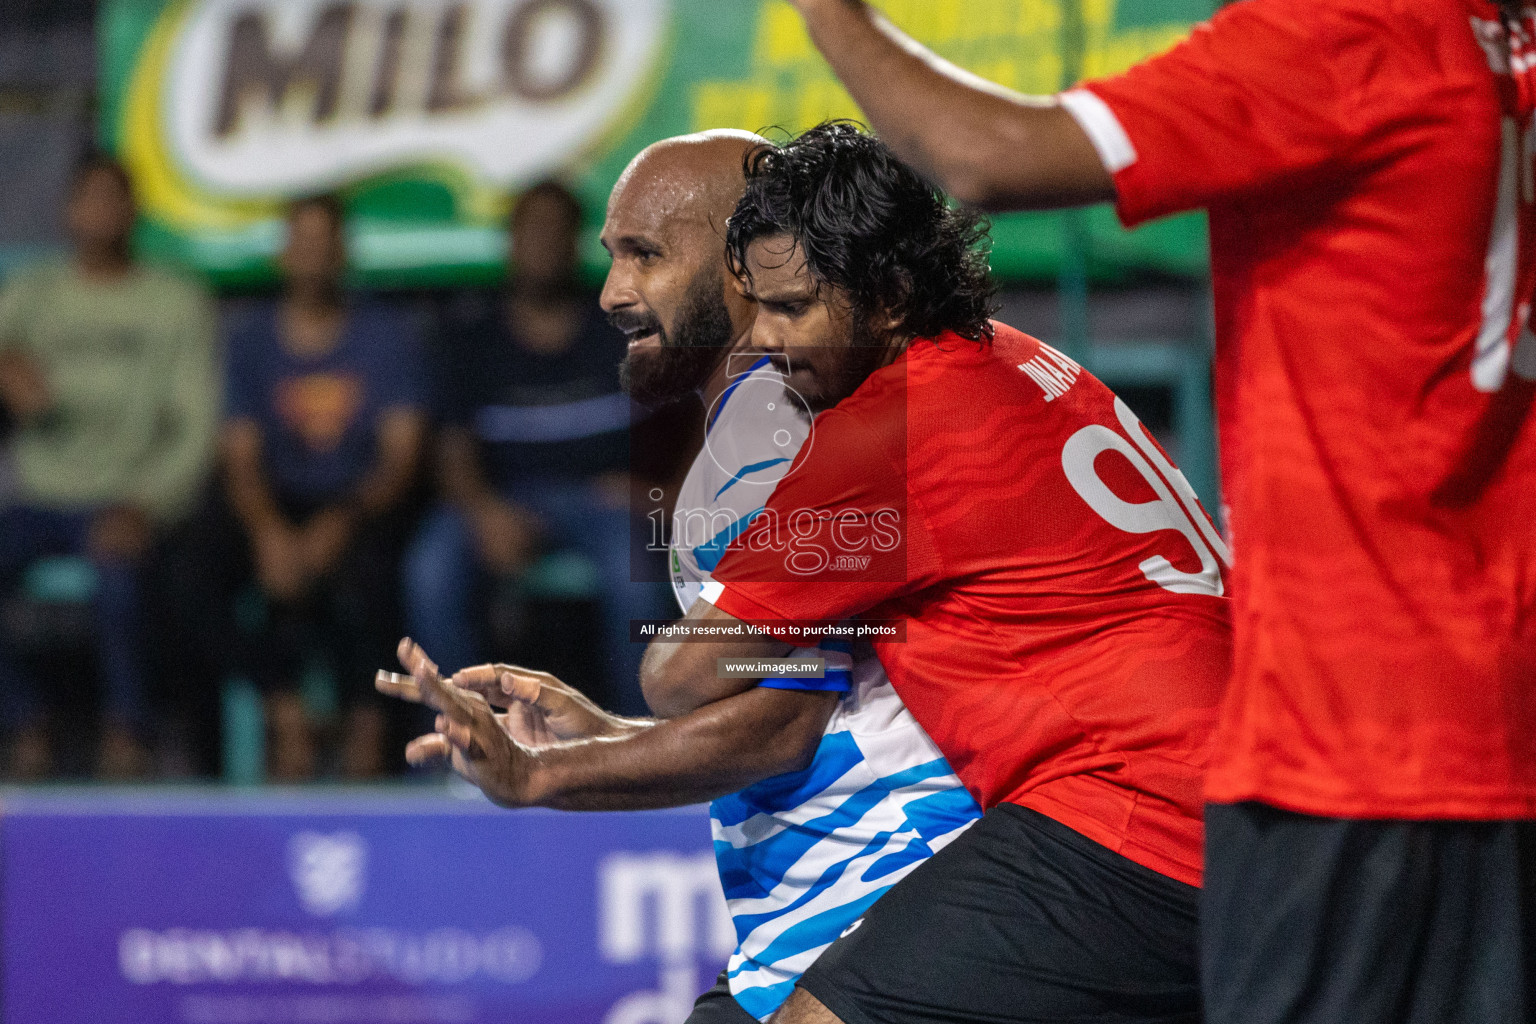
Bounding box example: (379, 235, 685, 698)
(708, 355, 775, 432)
(694, 507, 766, 573)
(730, 881, 891, 987)
(715, 457, 793, 501)
(864, 755, 959, 793)
(758, 671, 851, 693)
(859, 788, 982, 882)
(760, 638, 851, 691)
(714, 764, 979, 1019)
(728, 823, 902, 939)
(712, 731, 865, 829)
(719, 780, 905, 905)
(715, 755, 980, 934)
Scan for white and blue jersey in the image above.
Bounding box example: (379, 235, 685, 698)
(671, 356, 980, 1021)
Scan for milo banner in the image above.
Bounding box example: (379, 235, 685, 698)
(99, 0, 1213, 287)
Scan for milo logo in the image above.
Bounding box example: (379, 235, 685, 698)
(158, 0, 671, 195)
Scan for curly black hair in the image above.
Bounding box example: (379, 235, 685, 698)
(727, 121, 997, 343)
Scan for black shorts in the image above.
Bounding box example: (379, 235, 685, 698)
(687, 970, 758, 1024)
(1203, 801, 1536, 1024)
(797, 803, 1201, 1024)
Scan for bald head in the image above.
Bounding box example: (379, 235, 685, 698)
(607, 130, 766, 244)
(602, 131, 767, 407)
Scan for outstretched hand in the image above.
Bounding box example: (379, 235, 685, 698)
(451, 663, 643, 747)
(374, 638, 542, 807)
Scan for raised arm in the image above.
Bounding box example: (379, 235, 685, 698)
(790, 0, 1112, 210)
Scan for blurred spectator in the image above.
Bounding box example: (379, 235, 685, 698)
(0, 152, 219, 779)
(405, 181, 669, 713)
(220, 195, 426, 781)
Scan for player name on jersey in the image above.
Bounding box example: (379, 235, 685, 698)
(1017, 343, 1083, 402)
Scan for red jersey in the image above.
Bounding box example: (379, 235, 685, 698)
(1065, 0, 1536, 818)
(710, 324, 1233, 886)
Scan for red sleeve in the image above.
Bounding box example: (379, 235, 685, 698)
(1068, 0, 1385, 226)
(708, 401, 945, 636)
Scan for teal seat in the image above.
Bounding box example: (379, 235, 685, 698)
(22, 556, 97, 604)
(220, 588, 340, 785)
(221, 678, 265, 786)
(520, 550, 602, 601)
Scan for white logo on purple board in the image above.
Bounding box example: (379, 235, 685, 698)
(288, 831, 366, 917)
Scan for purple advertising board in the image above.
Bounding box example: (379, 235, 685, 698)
(0, 789, 727, 1024)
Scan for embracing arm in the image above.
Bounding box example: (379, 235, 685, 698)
(517, 687, 835, 811)
(639, 600, 794, 719)
(790, 0, 1112, 210)
(381, 637, 834, 811)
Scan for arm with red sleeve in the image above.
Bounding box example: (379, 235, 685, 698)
(788, 0, 1372, 218)
(641, 402, 946, 717)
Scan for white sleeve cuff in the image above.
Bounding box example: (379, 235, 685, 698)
(699, 581, 725, 605)
(1058, 88, 1138, 174)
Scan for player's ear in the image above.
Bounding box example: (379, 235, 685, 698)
(880, 272, 912, 335)
(725, 245, 752, 296)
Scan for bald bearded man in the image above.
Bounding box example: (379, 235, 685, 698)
(378, 132, 978, 1023)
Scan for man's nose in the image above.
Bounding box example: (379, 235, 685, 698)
(599, 268, 636, 314)
(750, 319, 784, 352)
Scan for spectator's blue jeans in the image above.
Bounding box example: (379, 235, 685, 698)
(404, 479, 670, 714)
(0, 505, 145, 731)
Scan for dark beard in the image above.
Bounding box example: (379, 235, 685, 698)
(616, 269, 733, 407)
(802, 314, 893, 416)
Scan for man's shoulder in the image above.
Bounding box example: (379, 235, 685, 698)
(695, 364, 810, 514)
(797, 323, 1063, 484)
(807, 331, 986, 470)
(716, 363, 811, 440)
(1196, 0, 1449, 63)
(1201, 0, 1393, 33)
(863, 321, 1048, 425)
(892, 321, 1122, 467)
(898, 321, 1039, 389)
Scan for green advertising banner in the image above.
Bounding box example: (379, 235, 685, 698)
(99, 0, 1213, 288)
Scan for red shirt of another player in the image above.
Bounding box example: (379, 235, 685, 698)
(709, 324, 1233, 886)
(1064, 0, 1536, 818)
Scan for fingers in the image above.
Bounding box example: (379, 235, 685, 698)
(497, 667, 578, 713)
(405, 733, 451, 767)
(374, 670, 422, 703)
(434, 713, 476, 753)
(398, 638, 470, 718)
(450, 664, 513, 708)
(397, 637, 440, 681)
(500, 669, 545, 707)
(452, 664, 499, 689)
